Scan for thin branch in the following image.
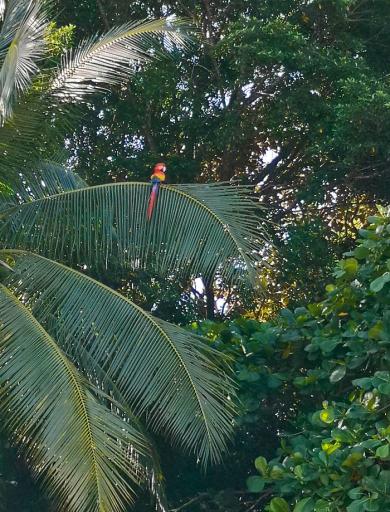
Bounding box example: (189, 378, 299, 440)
(245, 489, 273, 512)
(170, 492, 209, 512)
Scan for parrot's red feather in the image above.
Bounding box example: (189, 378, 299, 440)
(147, 183, 159, 220)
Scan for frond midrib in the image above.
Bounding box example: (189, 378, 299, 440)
(0, 283, 102, 506)
(1, 249, 214, 446)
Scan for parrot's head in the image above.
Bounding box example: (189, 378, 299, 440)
(153, 162, 166, 174)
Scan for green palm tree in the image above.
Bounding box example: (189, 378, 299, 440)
(0, 1, 268, 511)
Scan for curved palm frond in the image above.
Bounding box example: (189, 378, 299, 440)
(0, 0, 49, 124)
(2, 250, 237, 465)
(51, 18, 191, 101)
(22, 160, 87, 197)
(0, 159, 87, 211)
(0, 182, 267, 284)
(0, 283, 151, 512)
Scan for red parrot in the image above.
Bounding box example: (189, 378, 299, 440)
(147, 162, 166, 220)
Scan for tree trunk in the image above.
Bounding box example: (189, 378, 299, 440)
(204, 278, 215, 320)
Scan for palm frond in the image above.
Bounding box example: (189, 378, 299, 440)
(23, 159, 87, 197)
(0, 1, 5, 22)
(51, 18, 191, 100)
(0, 182, 267, 284)
(0, 0, 49, 124)
(0, 88, 80, 182)
(69, 318, 168, 511)
(0, 16, 190, 179)
(0, 159, 87, 211)
(3, 250, 237, 465)
(0, 159, 86, 214)
(0, 283, 150, 511)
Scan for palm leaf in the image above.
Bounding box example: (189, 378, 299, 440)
(0, 0, 49, 124)
(0, 87, 81, 182)
(0, 283, 152, 511)
(3, 250, 236, 465)
(78, 351, 168, 512)
(21, 160, 87, 197)
(0, 182, 267, 284)
(0, 1, 5, 22)
(0, 159, 87, 211)
(51, 18, 191, 101)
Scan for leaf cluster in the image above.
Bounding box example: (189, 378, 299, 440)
(190, 206, 390, 511)
(240, 206, 390, 511)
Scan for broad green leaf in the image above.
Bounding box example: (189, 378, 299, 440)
(342, 452, 363, 468)
(347, 500, 367, 512)
(353, 246, 370, 260)
(280, 308, 296, 324)
(269, 497, 290, 512)
(348, 488, 365, 500)
(378, 383, 390, 395)
(343, 258, 359, 276)
(320, 408, 335, 424)
(370, 272, 390, 292)
(255, 456, 268, 476)
(364, 499, 380, 511)
(331, 428, 355, 443)
(293, 497, 315, 512)
(246, 476, 265, 493)
(368, 321, 384, 339)
(314, 499, 331, 512)
(270, 465, 285, 479)
(321, 441, 341, 455)
(352, 377, 374, 390)
(330, 365, 346, 383)
(375, 444, 390, 459)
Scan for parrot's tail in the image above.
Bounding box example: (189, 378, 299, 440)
(147, 183, 159, 220)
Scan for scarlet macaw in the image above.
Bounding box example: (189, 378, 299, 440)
(147, 162, 166, 220)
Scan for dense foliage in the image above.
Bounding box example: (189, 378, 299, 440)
(183, 206, 390, 511)
(253, 206, 390, 511)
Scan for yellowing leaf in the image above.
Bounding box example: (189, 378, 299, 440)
(320, 408, 335, 424)
(282, 343, 293, 359)
(321, 441, 341, 455)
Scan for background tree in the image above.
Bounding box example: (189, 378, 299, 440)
(57, 0, 390, 312)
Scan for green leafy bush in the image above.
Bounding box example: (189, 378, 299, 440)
(244, 205, 390, 511)
(192, 205, 390, 511)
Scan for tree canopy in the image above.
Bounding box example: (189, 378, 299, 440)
(57, 0, 390, 309)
